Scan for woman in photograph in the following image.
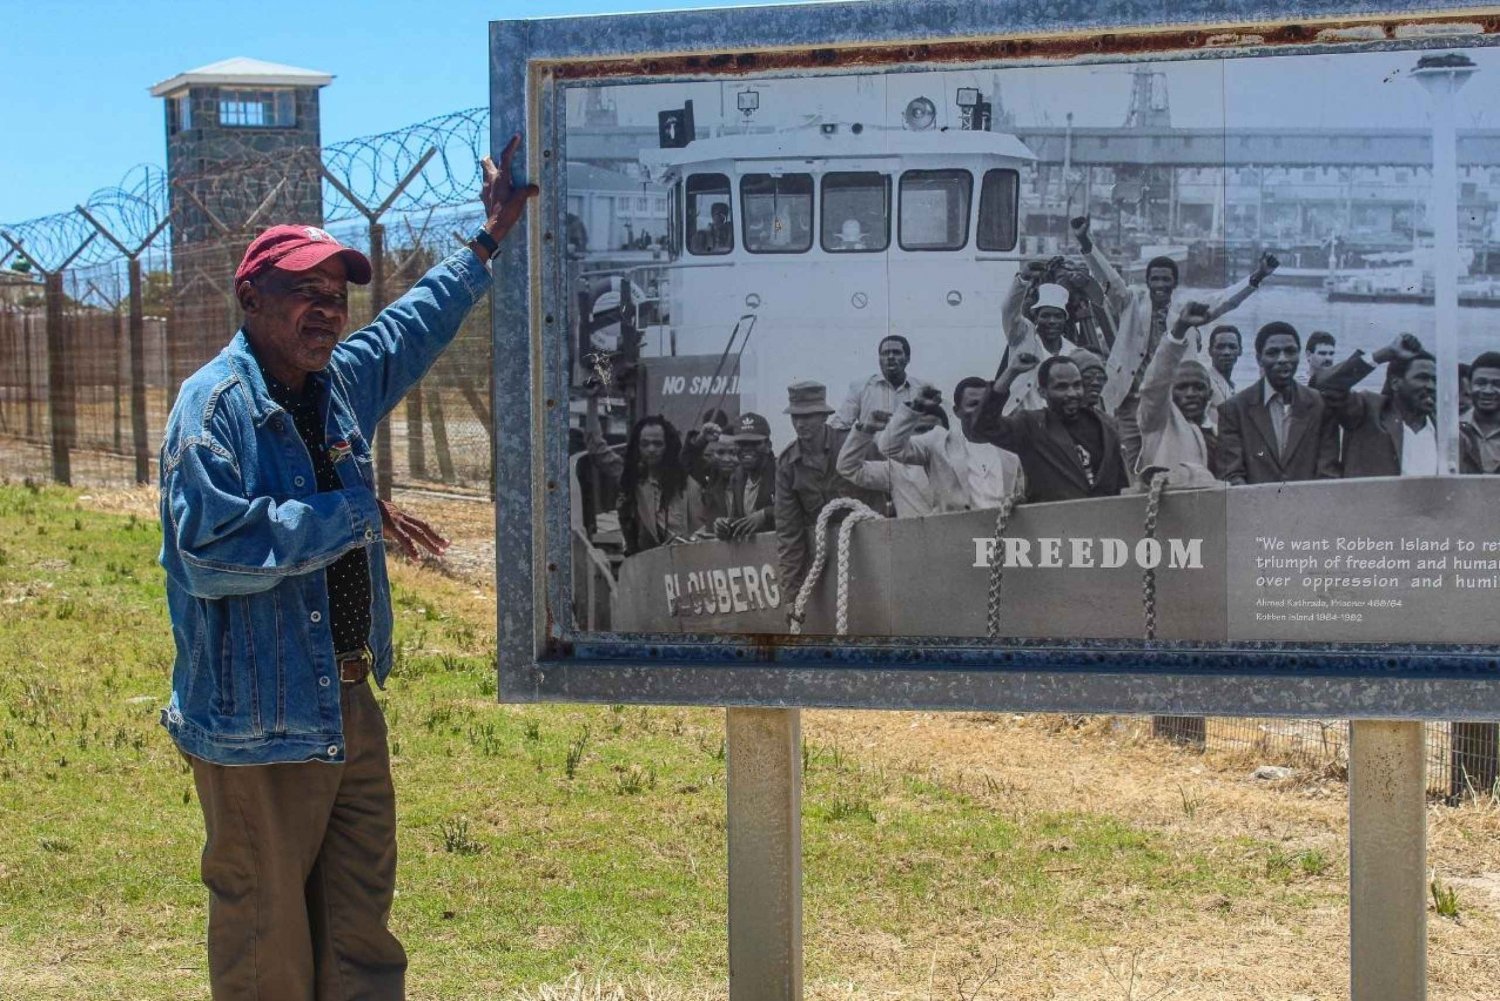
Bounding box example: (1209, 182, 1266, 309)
(618, 415, 690, 554)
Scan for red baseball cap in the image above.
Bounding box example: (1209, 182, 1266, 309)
(234, 224, 372, 286)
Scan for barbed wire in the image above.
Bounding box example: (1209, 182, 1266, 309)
(1, 106, 486, 270)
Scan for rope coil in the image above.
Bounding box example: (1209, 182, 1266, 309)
(787, 497, 883, 636)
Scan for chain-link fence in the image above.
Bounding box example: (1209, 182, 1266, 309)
(2, 104, 1494, 803)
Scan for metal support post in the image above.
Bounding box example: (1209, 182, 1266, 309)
(127, 258, 150, 484)
(369, 222, 393, 500)
(44, 272, 72, 485)
(1349, 720, 1427, 1001)
(726, 707, 803, 1001)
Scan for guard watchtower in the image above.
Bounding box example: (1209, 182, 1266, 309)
(149, 58, 332, 380)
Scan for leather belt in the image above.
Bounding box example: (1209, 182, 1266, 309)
(338, 654, 371, 685)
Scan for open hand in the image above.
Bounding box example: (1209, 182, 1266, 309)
(479, 133, 541, 247)
(378, 499, 450, 561)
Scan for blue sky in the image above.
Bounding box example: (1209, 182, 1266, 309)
(3, 1, 1494, 226)
(0, 0, 809, 225)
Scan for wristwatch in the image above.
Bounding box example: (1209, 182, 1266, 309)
(470, 225, 500, 261)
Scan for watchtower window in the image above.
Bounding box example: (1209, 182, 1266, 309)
(741, 174, 813, 254)
(167, 96, 192, 135)
(218, 89, 296, 128)
(976, 169, 1019, 252)
(899, 169, 971, 251)
(821, 172, 890, 253)
(686, 173, 733, 256)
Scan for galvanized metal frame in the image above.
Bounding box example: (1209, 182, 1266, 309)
(491, 0, 1500, 717)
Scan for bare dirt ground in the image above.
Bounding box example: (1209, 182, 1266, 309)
(76, 486, 1500, 1000)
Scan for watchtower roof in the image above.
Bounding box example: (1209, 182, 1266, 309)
(149, 57, 334, 97)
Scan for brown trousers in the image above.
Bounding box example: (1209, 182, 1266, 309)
(189, 679, 406, 1000)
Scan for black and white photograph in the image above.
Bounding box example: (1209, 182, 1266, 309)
(560, 42, 1500, 646)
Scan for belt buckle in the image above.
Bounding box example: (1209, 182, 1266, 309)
(338, 653, 370, 685)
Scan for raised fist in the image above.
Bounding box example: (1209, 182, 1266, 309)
(1009, 351, 1041, 374)
(1069, 216, 1090, 240)
(908, 388, 944, 417)
(1259, 251, 1280, 273)
(1178, 301, 1212, 328)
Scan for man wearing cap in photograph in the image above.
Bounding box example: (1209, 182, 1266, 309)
(999, 275, 1081, 414)
(775, 381, 879, 601)
(157, 136, 536, 999)
(826, 334, 932, 431)
(722, 412, 777, 539)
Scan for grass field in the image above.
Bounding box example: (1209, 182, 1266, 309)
(1, 481, 1497, 999)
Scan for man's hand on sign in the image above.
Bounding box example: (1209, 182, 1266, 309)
(477, 133, 540, 249)
(378, 499, 450, 561)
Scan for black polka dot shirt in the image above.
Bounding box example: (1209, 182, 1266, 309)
(262, 367, 373, 660)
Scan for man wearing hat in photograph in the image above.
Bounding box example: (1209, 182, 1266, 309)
(723, 411, 777, 539)
(775, 381, 880, 602)
(1000, 276, 1081, 414)
(157, 136, 535, 998)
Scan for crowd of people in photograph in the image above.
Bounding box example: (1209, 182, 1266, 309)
(583, 215, 1498, 600)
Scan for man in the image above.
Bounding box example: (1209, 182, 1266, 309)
(966, 353, 1129, 503)
(1217, 321, 1338, 485)
(1300, 330, 1337, 385)
(158, 137, 535, 999)
(1136, 302, 1219, 485)
(1206, 324, 1242, 402)
(775, 381, 878, 599)
(826, 334, 932, 430)
(878, 378, 1024, 510)
(1462, 352, 1500, 474)
(1319, 334, 1438, 478)
(1071, 215, 1278, 472)
(1069, 348, 1111, 417)
(836, 405, 937, 518)
(686, 434, 739, 536)
(999, 276, 1079, 413)
(723, 412, 776, 537)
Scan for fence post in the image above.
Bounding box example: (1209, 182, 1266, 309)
(77, 206, 170, 486)
(127, 257, 150, 484)
(368, 221, 393, 500)
(726, 707, 803, 1001)
(44, 272, 73, 484)
(1349, 719, 1426, 1001)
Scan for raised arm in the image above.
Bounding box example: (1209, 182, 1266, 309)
(879, 390, 941, 466)
(968, 353, 1039, 451)
(332, 135, 536, 436)
(835, 417, 895, 492)
(1138, 304, 1208, 436)
(1072, 216, 1132, 319)
(1203, 252, 1280, 324)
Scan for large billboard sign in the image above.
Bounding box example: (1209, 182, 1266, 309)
(492, 1, 1500, 717)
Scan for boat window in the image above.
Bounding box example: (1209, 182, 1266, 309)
(820, 172, 890, 253)
(976, 169, 1019, 252)
(741, 173, 814, 254)
(899, 169, 971, 251)
(686, 173, 734, 256)
(666, 180, 681, 259)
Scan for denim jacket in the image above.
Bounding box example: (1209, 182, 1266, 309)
(159, 249, 492, 765)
